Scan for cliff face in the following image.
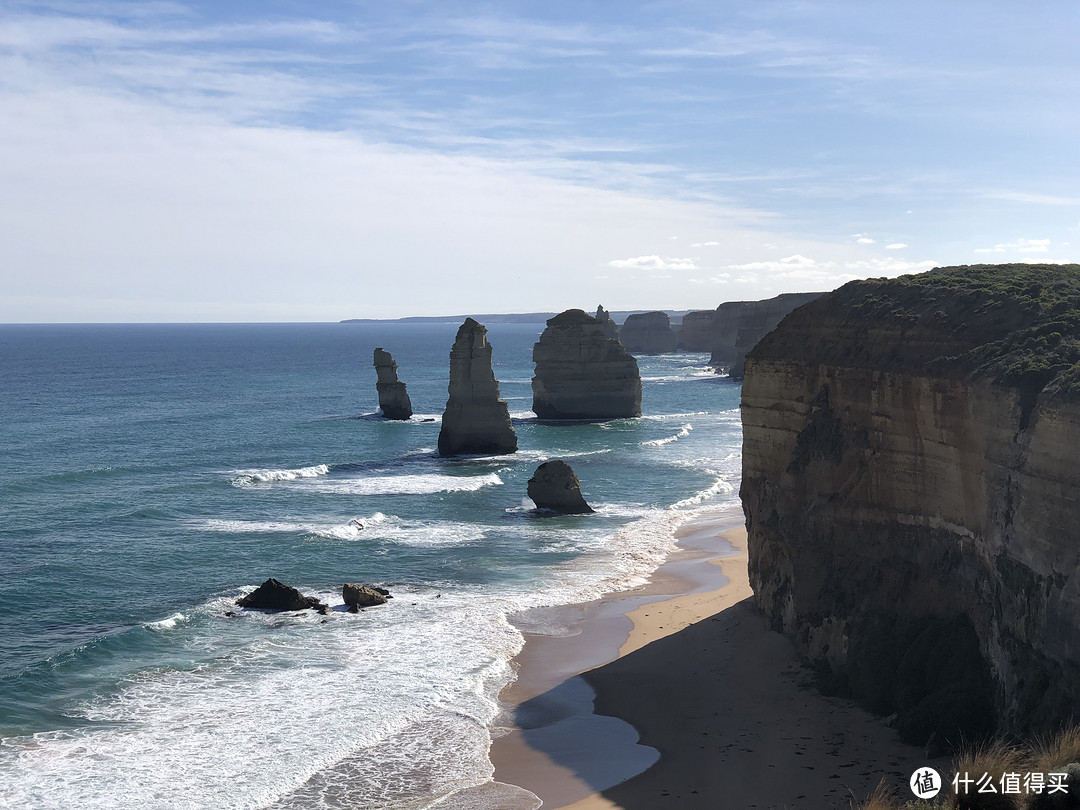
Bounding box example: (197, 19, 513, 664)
(678, 310, 718, 351)
(373, 348, 413, 420)
(741, 264, 1080, 745)
(532, 309, 641, 419)
(710, 292, 823, 376)
(438, 318, 517, 456)
(620, 311, 677, 354)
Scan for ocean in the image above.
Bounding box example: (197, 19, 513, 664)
(0, 321, 742, 809)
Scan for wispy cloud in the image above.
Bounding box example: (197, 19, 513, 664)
(608, 255, 700, 271)
(974, 238, 1051, 254)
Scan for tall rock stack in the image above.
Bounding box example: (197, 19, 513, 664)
(437, 318, 517, 456)
(373, 348, 413, 420)
(619, 311, 677, 354)
(595, 305, 620, 341)
(532, 309, 641, 419)
(678, 310, 719, 351)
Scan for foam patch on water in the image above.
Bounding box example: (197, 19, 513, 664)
(230, 464, 330, 486)
(305, 472, 503, 496)
(670, 476, 735, 509)
(640, 423, 692, 447)
(143, 613, 186, 631)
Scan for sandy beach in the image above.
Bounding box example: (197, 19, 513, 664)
(491, 510, 947, 810)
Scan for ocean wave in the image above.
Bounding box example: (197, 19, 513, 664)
(230, 464, 330, 487)
(143, 612, 187, 631)
(670, 476, 735, 509)
(640, 423, 692, 447)
(306, 472, 504, 496)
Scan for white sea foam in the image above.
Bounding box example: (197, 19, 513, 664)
(143, 612, 186, 631)
(640, 423, 692, 447)
(230, 464, 330, 486)
(305, 472, 503, 496)
(670, 476, 735, 509)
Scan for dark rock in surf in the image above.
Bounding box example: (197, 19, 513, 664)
(236, 578, 328, 612)
(527, 460, 594, 514)
(343, 583, 390, 608)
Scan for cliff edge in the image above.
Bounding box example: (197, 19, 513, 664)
(741, 264, 1080, 747)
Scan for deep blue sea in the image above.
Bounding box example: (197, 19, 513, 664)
(0, 322, 742, 809)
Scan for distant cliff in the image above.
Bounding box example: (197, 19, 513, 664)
(741, 264, 1080, 746)
(710, 292, 823, 376)
(619, 311, 677, 354)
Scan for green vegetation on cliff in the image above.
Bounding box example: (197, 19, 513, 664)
(761, 264, 1080, 404)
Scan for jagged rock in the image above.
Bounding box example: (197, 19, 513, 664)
(343, 583, 389, 607)
(531, 309, 641, 419)
(741, 263, 1080, 743)
(373, 348, 413, 420)
(236, 578, 327, 612)
(708, 293, 823, 376)
(527, 460, 594, 514)
(438, 319, 518, 456)
(678, 310, 719, 351)
(595, 305, 620, 340)
(619, 311, 677, 354)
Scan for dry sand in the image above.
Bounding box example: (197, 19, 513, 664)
(491, 510, 947, 810)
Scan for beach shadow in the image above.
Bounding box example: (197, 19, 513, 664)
(514, 597, 936, 810)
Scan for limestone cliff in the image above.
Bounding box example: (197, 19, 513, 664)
(532, 309, 641, 419)
(678, 310, 718, 351)
(619, 311, 677, 354)
(373, 347, 413, 420)
(595, 305, 620, 341)
(438, 318, 517, 456)
(710, 292, 823, 376)
(741, 264, 1080, 746)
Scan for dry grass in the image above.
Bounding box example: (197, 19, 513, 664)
(948, 738, 1030, 810)
(1029, 725, 1080, 775)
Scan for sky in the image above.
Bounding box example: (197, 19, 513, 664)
(1, 1, 1078, 322)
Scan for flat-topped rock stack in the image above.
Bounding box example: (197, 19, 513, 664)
(373, 348, 413, 420)
(438, 318, 518, 456)
(678, 310, 719, 351)
(619, 310, 677, 354)
(531, 309, 641, 420)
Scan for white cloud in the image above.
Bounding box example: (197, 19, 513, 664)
(974, 238, 1051, 254)
(852, 233, 876, 245)
(690, 240, 720, 247)
(607, 255, 700, 271)
(981, 190, 1080, 206)
(886, 243, 907, 250)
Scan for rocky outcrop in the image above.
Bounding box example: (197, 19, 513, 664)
(343, 583, 390, 609)
(709, 293, 823, 376)
(373, 348, 413, 420)
(741, 264, 1080, 747)
(237, 578, 328, 612)
(531, 309, 641, 419)
(595, 305, 620, 340)
(527, 460, 594, 514)
(678, 310, 718, 351)
(438, 318, 518, 456)
(619, 311, 677, 354)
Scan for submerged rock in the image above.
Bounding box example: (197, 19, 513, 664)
(619, 311, 677, 354)
(373, 348, 413, 420)
(438, 319, 518, 456)
(343, 583, 390, 608)
(531, 309, 641, 420)
(527, 460, 594, 514)
(236, 578, 327, 612)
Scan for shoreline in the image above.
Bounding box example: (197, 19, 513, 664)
(491, 509, 948, 810)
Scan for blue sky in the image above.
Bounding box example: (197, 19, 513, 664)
(2, 0, 1078, 321)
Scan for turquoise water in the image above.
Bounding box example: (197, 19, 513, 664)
(0, 322, 742, 809)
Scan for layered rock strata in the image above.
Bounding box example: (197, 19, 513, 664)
(531, 309, 641, 419)
(373, 347, 413, 420)
(527, 460, 594, 514)
(438, 318, 518, 456)
(619, 311, 677, 354)
(741, 264, 1080, 746)
(710, 292, 823, 376)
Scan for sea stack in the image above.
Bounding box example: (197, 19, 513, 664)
(437, 318, 517, 456)
(527, 460, 594, 514)
(373, 348, 413, 420)
(595, 305, 620, 340)
(619, 310, 677, 354)
(532, 309, 641, 419)
(741, 263, 1080, 744)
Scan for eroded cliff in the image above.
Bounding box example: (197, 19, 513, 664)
(741, 264, 1080, 746)
(710, 292, 823, 376)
